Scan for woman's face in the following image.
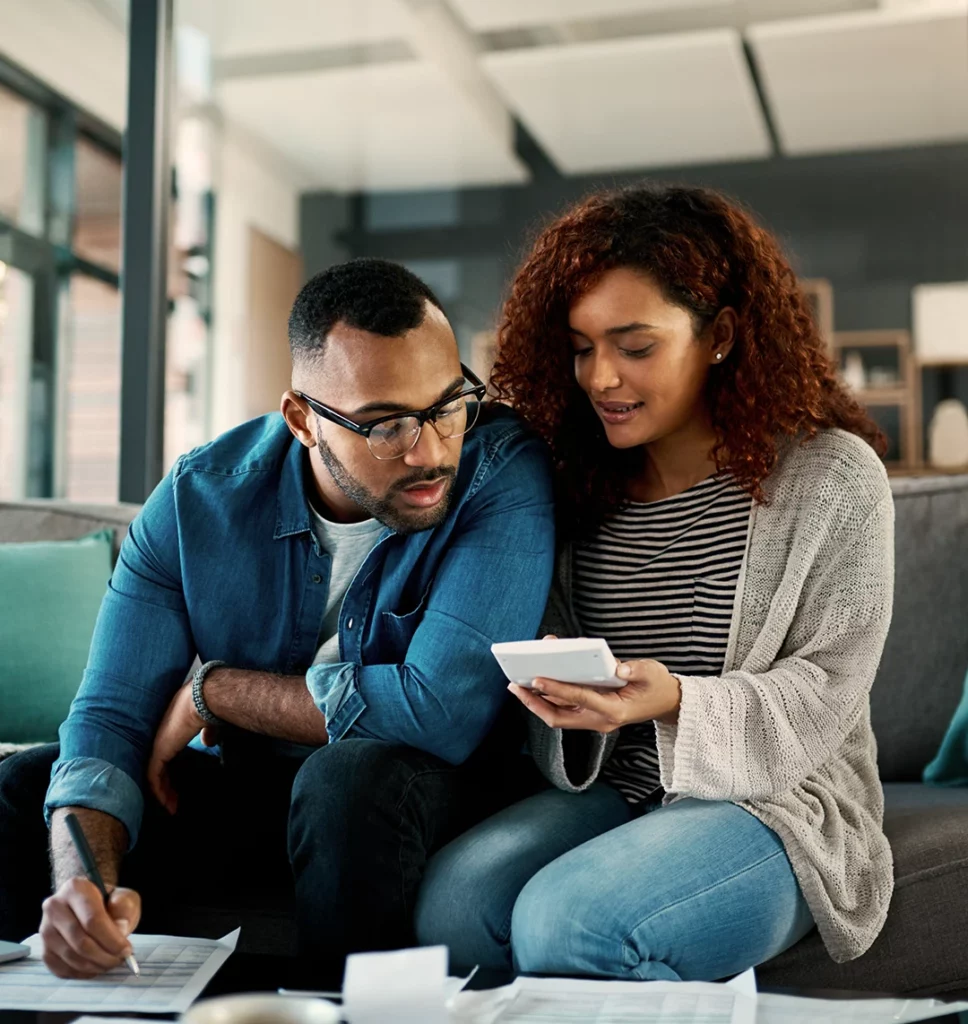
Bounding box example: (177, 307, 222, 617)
(568, 266, 728, 450)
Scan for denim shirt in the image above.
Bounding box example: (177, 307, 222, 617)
(46, 406, 555, 847)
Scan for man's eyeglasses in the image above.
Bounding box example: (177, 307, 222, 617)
(295, 364, 487, 461)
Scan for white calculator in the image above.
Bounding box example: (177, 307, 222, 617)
(491, 637, 624, 688)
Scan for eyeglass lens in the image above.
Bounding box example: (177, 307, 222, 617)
(367, 395, 481, 460)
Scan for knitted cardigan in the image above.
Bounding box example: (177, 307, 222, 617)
(529, 429, 895, 963)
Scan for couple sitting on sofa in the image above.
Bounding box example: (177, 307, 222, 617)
(0, 183, 895, 985)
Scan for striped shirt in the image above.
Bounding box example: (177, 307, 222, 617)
(573, 474, 752, 804)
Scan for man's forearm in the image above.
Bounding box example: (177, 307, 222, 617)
(204, 667, 329, 744)
(50, 807, 127, 890)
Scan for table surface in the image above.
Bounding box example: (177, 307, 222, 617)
(1, 954, 966, 1024)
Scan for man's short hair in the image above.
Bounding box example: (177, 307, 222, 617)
(288, 258, 444, 364)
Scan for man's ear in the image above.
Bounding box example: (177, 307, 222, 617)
(281, 391, 315, 448)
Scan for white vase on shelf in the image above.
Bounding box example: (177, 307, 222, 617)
(843, 352, 866, 393)
(928, 399, 968, 470)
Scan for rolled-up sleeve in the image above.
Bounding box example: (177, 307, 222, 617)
(45, 758, 143, 846)
(306, 662, 362, 742)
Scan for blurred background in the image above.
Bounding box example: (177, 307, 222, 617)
(2, 0, 968, 506)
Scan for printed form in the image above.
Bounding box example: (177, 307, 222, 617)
(0, 928, 239, 1013)
(453, 972, 757, 1024)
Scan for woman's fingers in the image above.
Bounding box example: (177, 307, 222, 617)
(508, 682, 620, 732)
(508, 684, 575, 728)
(537, 694, 583, 709)
(532, 677, 613, 713)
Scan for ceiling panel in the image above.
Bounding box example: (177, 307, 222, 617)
(747, 1, 968, 155)
(482, 29, 771, 174)
(216, 62, 529, 192)
(450, 0, 732, 32)
(204, 0, 411, 57)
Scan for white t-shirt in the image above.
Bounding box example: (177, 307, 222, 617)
(309, 505, 385, 666)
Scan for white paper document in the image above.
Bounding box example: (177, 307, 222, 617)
(0, 928, 239, 1013)
(71, 1018, 159, 1024)
(343, 944, 450, 1024)
(451, 972, 757, 1024)
(449, 969, 968, 1024)
(755, 991, 968, 1024)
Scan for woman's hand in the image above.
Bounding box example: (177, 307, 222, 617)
(509, 658, 682, 733)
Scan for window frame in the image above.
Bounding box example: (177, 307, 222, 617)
(0, 55, 122, 498)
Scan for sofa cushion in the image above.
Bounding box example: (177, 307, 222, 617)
(0, 500, 139, 560)
(0, 531, 114, 742)
(873, 476, 968, 782)
(757, 783, 968, 998)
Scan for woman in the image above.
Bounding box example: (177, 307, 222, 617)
(415, 184, 895, 981)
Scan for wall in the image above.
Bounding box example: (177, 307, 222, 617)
(209, 128, 301, 436)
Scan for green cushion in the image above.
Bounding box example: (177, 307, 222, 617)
(924, 668, 968, 788)
(0, 530, 113, 742)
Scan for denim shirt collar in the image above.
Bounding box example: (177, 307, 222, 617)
(274, 436, 313, 540)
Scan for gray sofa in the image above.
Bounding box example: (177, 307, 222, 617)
(1, 475, 967, 996)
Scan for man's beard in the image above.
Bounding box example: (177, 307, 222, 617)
(315, 425, 456, 535)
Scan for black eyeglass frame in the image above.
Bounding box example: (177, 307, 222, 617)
(294, 363, 487, 457)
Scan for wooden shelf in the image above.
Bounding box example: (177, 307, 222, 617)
(835, 331, 910, 350)
(832, 330, 921, 471)
(854, 387, 907, 405)
(888, 464, 968, 477)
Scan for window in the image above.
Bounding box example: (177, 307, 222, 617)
(59, 275, 122, 502)
(0, 62, 125, 502)
(0, 261, 35, 499)
(0, 84, 45, 236)
(74, 135, 122, 272)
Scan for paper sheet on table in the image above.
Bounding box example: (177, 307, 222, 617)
(755, 990, 968, 1023)
(449, 968, 968, 1024)
(71, 1018, 163, 1024)
(0, 928, 239, 1013)
(450, 968, 758, 1024)
(344, 945, 449, 1024)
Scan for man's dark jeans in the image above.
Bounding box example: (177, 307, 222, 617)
(0, 735, 543, 964)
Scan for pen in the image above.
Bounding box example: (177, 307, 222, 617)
(64, 812, 141, 976)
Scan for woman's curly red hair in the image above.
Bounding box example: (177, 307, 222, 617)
(491, 184, 885, 539)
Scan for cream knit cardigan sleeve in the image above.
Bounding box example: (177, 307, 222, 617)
(529, 429, 895, 963)
(656, 485, 893, 802)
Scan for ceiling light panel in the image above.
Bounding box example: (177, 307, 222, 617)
(747, 1, 968, 155)
(482, 29, 771, 174)
(207, 0, 411, 57)
(216, 61, 529, 192)
(450, 0, 734, 33)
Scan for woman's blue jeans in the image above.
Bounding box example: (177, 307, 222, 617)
(415, 783, 815, 980)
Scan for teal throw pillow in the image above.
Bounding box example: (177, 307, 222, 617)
(0, 530, 113, 743)
(924, 668, 968, 787)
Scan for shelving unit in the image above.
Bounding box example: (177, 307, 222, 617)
(802, 278, 834, 349)
(915, 359, 968, 473)
(831, 330, 922, 472)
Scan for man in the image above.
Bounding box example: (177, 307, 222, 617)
(0, 258, 555, 977)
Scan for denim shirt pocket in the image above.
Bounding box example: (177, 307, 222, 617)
(380, 578, 435, 661)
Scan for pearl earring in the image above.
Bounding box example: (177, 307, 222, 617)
(715, 353, 724, 361)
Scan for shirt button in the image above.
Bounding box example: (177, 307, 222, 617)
(347, 618, 355, 630)
(312, 574, 322, 584)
